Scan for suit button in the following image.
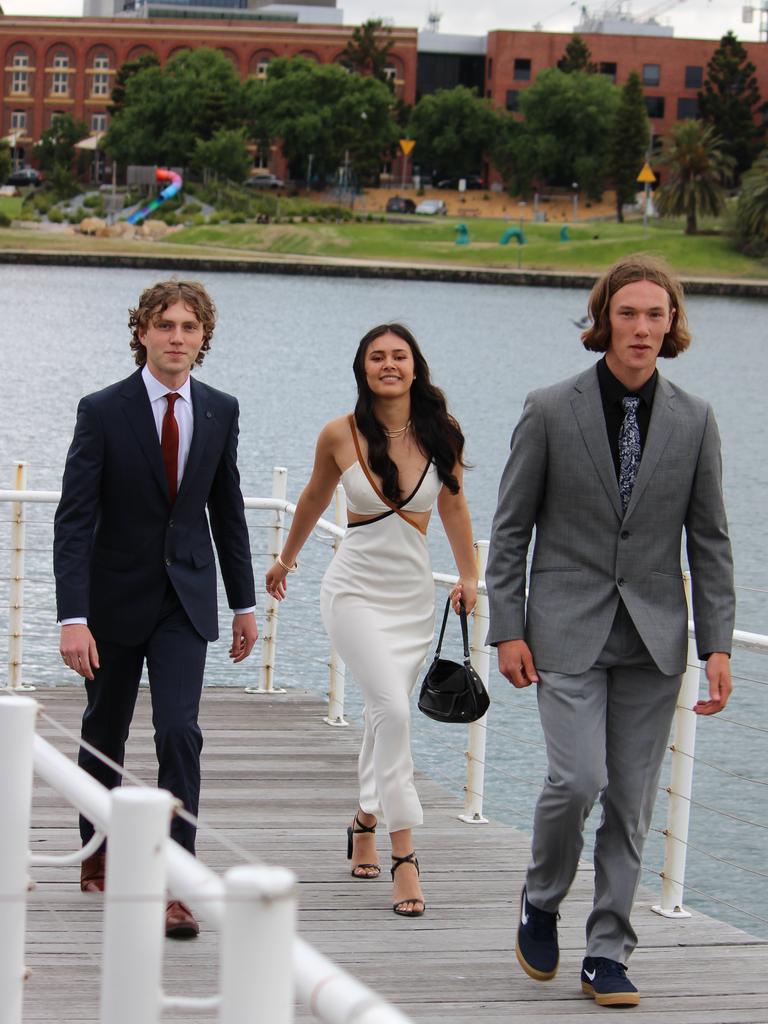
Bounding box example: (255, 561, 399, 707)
(620, 530, 630, 539)
(165, 558, 172, 566)
(169, 519, 175, 528)
(617, 577, 625, 587)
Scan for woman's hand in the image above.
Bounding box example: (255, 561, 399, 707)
(265, 562, 289, 601)
(450, 578, 477, 615)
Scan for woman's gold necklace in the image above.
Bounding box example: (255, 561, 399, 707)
(382, 420, 411, 438)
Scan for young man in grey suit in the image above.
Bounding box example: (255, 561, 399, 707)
(486, 254, 735, 1006)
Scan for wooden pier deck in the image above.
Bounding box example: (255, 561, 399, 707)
(21, 686, 768, 1023)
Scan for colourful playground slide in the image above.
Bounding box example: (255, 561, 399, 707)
(127, 167, 182, 225)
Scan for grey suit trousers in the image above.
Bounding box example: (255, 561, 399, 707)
(526, 602, 681, 963)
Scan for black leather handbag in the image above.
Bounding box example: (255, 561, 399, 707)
(417, 598, 490, 724)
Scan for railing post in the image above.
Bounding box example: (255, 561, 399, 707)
(324, 484, 348, 727)
(8, 462, 34, 691)
(0, 695, 38, 1024)
(100, 787, 174, 1024)
(652, 572, 697, 919)
(220, 865, 297, 1024)
(459, 540, 490, 824)
(247, 467, 287, 695)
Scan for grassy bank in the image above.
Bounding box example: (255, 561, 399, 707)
(1, 209, 766, 280)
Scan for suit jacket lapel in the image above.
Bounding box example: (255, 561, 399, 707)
(177, 377, 213, 502)
(571, 366, 622, 520)
(624, 372, 676, 519)
(119, 369, 169, 500)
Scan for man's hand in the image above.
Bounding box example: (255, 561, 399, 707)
(230, 612, 258, 663)
(694, 652, 732, 715)
(59, 624, 100, 681)
(497, 639, 539, 688)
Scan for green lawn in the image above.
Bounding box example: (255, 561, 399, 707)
(164, 218, 768, 279)
(0, 196, 23, 219)
(1, 209, 766, 280)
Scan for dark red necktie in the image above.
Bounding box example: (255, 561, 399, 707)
(161, 392, 179, 503)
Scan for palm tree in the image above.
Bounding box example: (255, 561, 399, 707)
(656, 120, 734, 234)
(736, 148, 768, 250)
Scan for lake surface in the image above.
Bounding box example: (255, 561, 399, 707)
(0, 264, 765, 938)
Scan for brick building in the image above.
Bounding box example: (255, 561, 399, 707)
(0, 14, 417, 177)
(486, 29, 768, 151)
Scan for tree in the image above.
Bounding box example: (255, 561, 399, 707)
(699, 31, 766, 179)
(735, 148, 768, 255)
(34, 113, 89, 196)
(656, 120, 734, 234)
(0, 141, 11, 185)
(507, 68, 619, 200)
(192, 127, 251, 183)
(244, 57, 397, 183)
(105, 48, 245, 169)
(558, 35, 597, 74)
(340, 19, 394, 83)
(606, 71, 649, 222)
(407, 86, 501, 182)
(109, 51, 160, 116)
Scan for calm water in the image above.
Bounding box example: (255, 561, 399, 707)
(0, 265, 765, 937)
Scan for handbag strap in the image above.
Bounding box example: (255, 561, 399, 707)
(433, 596, 472, 665)
(347, 415, 426, 535)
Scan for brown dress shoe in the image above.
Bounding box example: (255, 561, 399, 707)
(80, 851, 106, 893)
(165, 899, 199, 939)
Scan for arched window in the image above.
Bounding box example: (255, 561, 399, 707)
(92, 54, 110, 97)
(11, 51, 31, 95)
(52, 52, 69, 96)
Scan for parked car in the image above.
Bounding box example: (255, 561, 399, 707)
(436, 175, 486, 190)
(245, 173, 284, 188)
(385, 195, 416, 214)
(415, 199, 447, 216)
(6, 167, 43, 187)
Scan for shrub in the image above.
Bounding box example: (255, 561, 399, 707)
(47, 207, 65, 223)
(83, 193, 102, 208)
(0, 211, 11, 228)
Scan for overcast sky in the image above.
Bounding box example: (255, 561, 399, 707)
(2, 0, 763, 42)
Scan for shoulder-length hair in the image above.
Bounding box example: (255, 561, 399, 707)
(128, 280, 217, 367)
(581, 253, 691, 358)
(352, 323, 466, 503)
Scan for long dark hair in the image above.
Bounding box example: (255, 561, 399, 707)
(352, 323, 466, 502)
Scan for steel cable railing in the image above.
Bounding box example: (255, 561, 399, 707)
(2, 467, 767, 940)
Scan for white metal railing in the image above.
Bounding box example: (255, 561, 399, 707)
(0, 694, 411, 1024)
(2, 464, 767, 928)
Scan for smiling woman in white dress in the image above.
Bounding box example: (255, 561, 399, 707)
(266, 323, 477, 917)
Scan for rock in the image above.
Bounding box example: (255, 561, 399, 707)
(77, 216, 107, 235)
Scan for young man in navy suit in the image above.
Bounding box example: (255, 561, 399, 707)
(54, 280, 258, 938)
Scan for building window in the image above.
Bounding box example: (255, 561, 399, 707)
(677, 97, 699, 119)
(383, 65, 397, 83)
(11, 52, 30, 94)
(644, 96, 665, 119)
(684, 65, 703, 89)
(52, 52, 70, 96)
(487, 57, 493, 79)
(91, 113, 108, 133)
(642, 63, 660, 86)
(514, 58, 531, 81)
(255, 59, 270, 80)
(506, 89, 519, 111)
(599, 61, 617, 82)
(11, 109, 27, 132)
(92, 54, 110, 97)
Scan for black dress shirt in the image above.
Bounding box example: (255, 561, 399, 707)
(596, 356, 658, 480)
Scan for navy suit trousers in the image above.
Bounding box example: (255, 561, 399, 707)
(78, 581, 207, 854)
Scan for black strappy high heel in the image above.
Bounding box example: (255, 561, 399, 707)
(391, 852, 426, 917)
(346, 813, 381, 879)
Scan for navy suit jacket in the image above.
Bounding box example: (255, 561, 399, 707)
(54, 368, 255, 645)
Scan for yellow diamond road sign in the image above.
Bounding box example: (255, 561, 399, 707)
(399, 138, 416, 156)
(637, 162, 656, 183)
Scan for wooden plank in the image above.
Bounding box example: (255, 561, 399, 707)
(13, 686, 768, 1024)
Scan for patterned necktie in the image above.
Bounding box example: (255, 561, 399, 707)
(161, 392, 180, 503)
(618, 395, 641, 514)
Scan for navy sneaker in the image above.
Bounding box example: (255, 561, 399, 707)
(581, 957, 640, 1007)
(515, 886, 559, 981)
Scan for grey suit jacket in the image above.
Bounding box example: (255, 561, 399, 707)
(486, 364, 735, 676)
